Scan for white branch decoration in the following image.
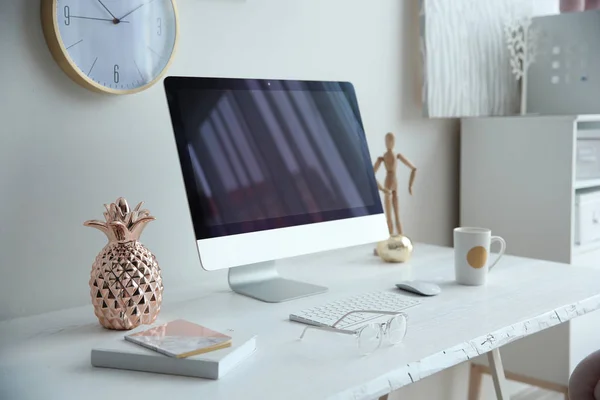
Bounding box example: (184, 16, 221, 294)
(504, 16, 538, 115)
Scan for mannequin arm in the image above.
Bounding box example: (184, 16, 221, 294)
(373, 157, 388, 193)
(397, 153, 416, 170)
(397, 153, 417, 195)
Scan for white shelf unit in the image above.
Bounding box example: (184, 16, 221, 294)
(461, 114, 600, 392)
(574, 178, 600, 190)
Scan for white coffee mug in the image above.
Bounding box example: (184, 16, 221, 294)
(453, 227, 506, 286)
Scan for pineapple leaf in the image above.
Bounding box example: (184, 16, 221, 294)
(84, 220, 110, 237)
(108, 220, 129, 242)
(130, 216, 156, 240)
(84, 220, 107, 228)
(130, 211, 139, 225)
(125, 210, 134, 228)
(116, 197, 130, 217)
(109, 203, 119, 222)
(134, 202, 144, 212)
(139, 209, 151, 218)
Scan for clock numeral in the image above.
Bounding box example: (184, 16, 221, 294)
(157, 18, 162, 36)
(113, 64, 120, 84)
(64, 6, 70, 26)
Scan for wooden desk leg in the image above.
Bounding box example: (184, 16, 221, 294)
(487, 348, 509, 400)
(468, 364, 483, 400)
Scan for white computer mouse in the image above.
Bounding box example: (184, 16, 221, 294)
(396, 280, 441, 296)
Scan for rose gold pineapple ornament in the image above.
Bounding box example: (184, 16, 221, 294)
(84, 198, 163, 330)
(373, 132, 417, 263)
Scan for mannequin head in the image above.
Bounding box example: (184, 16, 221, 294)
(385, 132, 395, 150)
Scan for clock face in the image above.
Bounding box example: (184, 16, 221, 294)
(53, 0, 177, 93)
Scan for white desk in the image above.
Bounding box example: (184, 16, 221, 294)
(2, 243, 600, 400)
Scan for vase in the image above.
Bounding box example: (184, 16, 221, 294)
(84, 197, 163, 330)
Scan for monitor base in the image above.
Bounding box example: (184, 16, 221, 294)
(228, 261, 328, 303)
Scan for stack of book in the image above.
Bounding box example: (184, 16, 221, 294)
(91, 319, 257, 379)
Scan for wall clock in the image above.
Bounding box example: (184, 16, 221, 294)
(41, 0, 178, 95)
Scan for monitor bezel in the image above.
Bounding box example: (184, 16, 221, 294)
(164, 76, 384, 242)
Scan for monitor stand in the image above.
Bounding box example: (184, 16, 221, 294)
(228, 261, 327, 303)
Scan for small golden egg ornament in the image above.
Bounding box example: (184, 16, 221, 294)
(376, 235, 414, 263)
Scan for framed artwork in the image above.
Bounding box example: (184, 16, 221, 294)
(419, 0, 578, 118)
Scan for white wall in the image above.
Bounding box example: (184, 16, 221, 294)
(0, 0, 459, 398)
(0, 0, 458, 320)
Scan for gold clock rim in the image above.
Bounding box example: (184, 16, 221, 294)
(40, 0, 179, 95)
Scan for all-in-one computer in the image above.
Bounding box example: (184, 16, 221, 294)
(164, 77, 389, 303)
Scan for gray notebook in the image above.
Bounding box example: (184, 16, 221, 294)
(91, 332, 256, 379)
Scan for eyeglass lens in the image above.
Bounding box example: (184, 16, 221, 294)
(357, 324, 381, 355)
(387, 315, 408, 344)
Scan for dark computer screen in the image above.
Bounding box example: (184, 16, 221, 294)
(165, 78, 382, 240)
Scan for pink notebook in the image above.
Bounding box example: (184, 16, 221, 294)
(125, 319, 232, 358)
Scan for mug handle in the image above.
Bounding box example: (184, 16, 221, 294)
(488, 236, 506, 271)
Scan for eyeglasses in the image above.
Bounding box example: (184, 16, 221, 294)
(299, 310, 408, 355)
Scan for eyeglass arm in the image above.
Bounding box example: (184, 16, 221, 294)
(299, 325, 357, 339)
(332, 310, 408, 328)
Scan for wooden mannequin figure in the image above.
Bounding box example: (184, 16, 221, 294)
(373, 132, 417, 237)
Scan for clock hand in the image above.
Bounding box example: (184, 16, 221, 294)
(96, 0, 119, 22)
(71, 15, 130, 23)
(118, 0, 156, 21)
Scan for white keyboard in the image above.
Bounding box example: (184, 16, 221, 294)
(289, 291, 421, 329)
